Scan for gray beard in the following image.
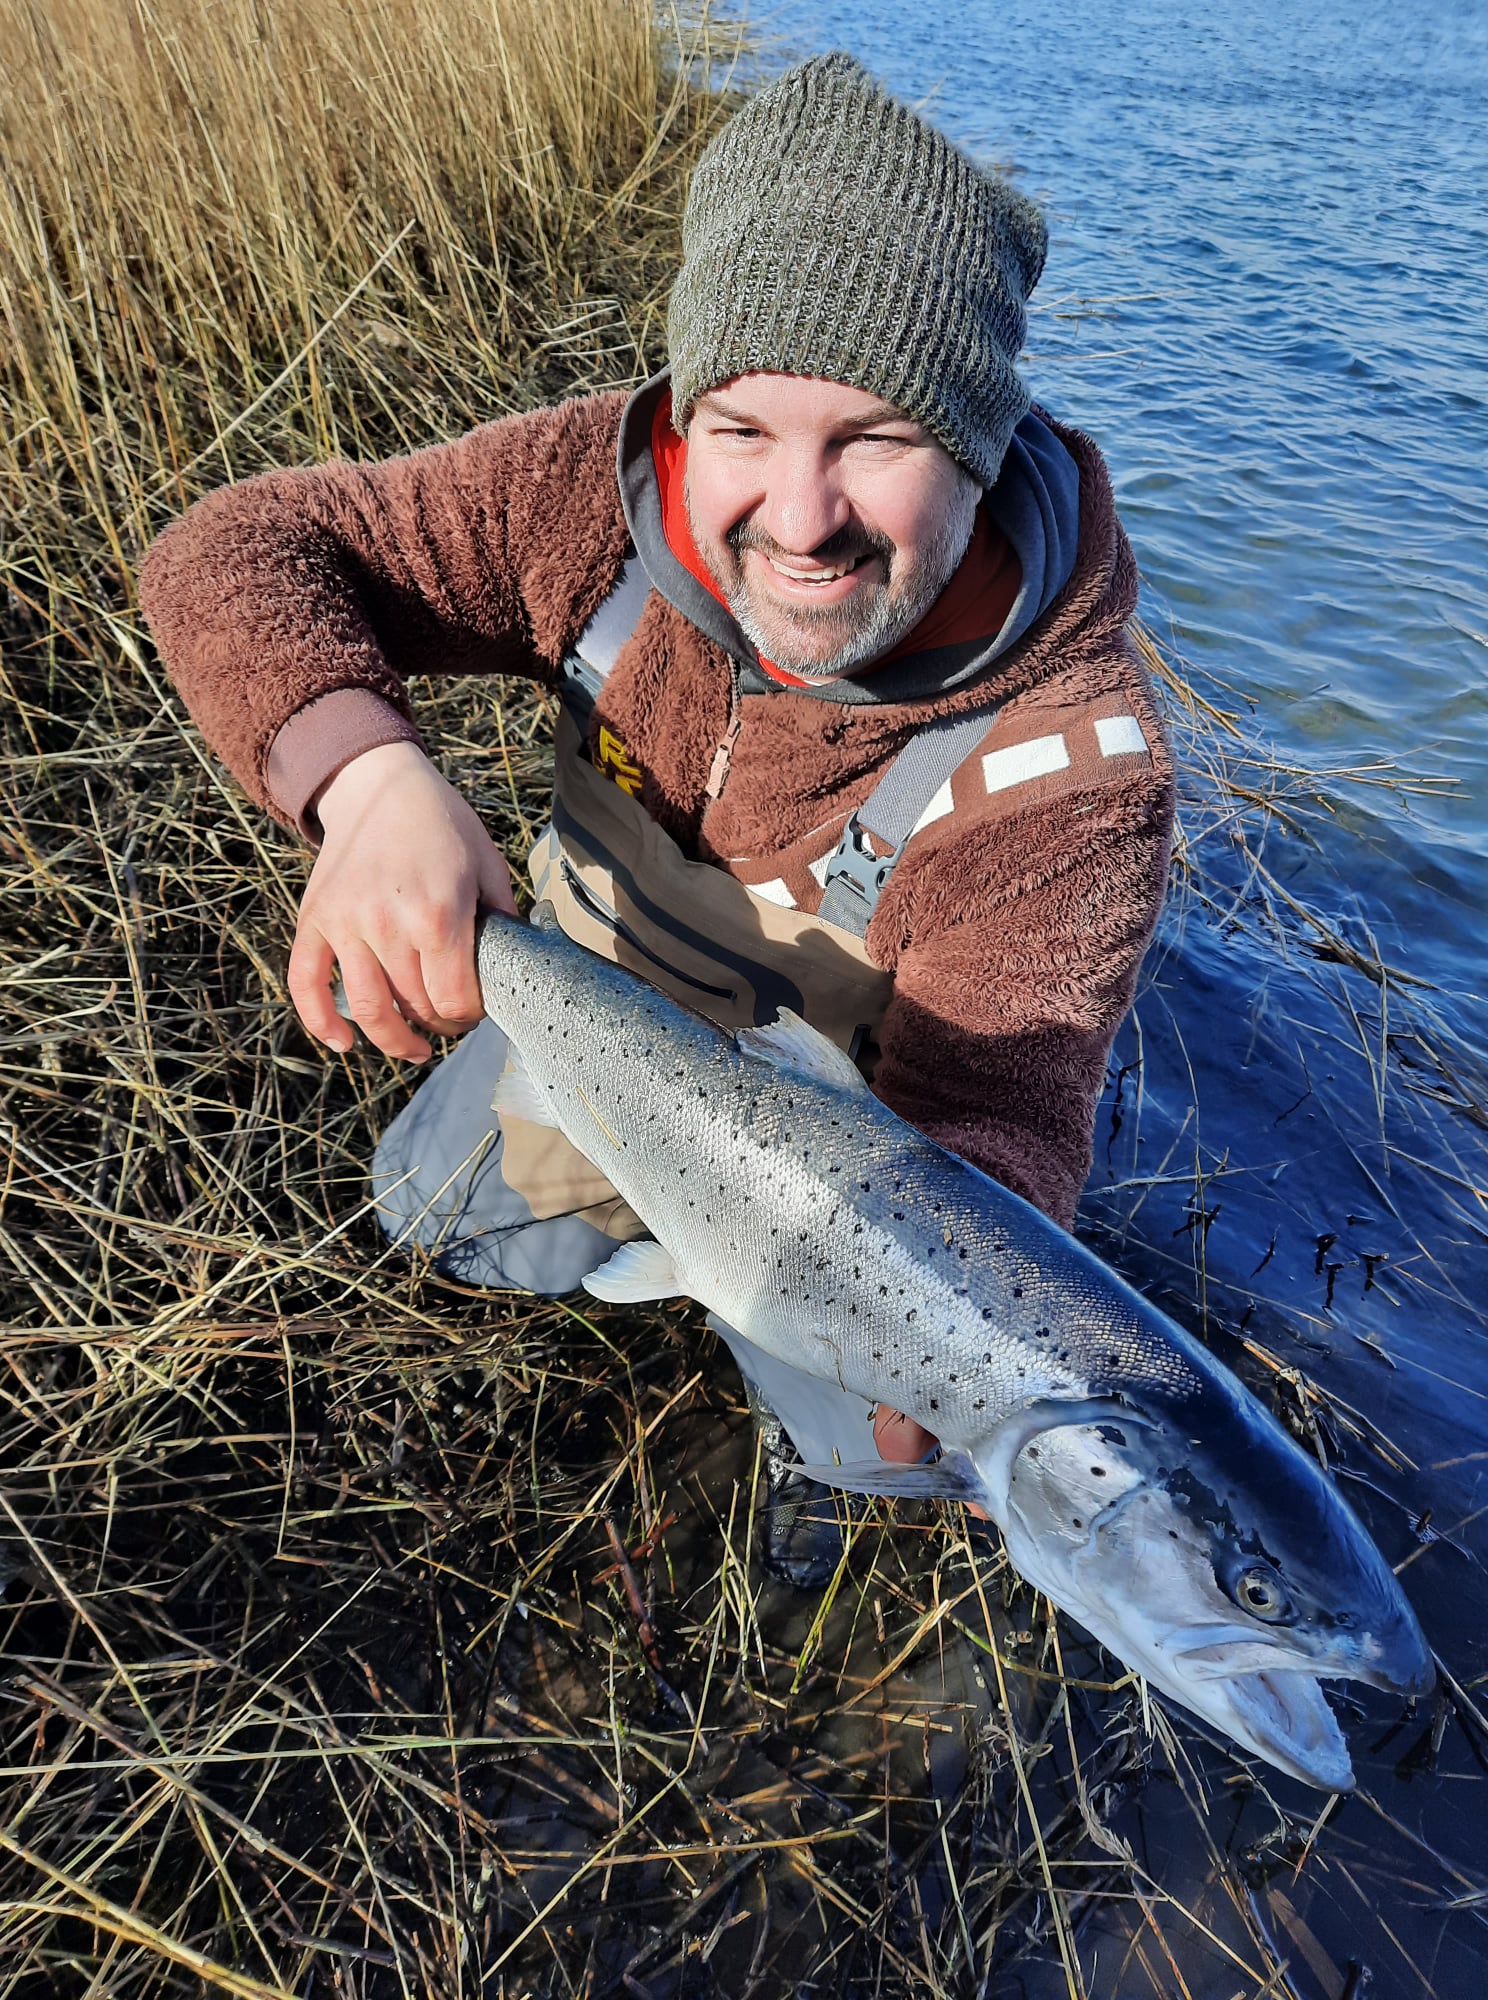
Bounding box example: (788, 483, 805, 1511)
(716, 481, 983, 682)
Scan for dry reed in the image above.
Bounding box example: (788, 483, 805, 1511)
(2, 4, 1484, 1995)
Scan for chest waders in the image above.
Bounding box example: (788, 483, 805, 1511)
(370, 562, 1001, 1464)
(508, 558, 1001, 1224)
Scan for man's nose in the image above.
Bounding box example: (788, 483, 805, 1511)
(754, 451, 851, 555)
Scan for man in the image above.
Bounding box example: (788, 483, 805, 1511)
(140, 53, 1174, 1582)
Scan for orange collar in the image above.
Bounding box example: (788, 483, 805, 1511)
(650, 389, 1021, 688)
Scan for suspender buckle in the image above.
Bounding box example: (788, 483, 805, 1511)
(559, 649, 603, 723)
(819, 813, 902, 933)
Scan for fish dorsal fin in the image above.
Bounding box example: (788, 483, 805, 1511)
(493, 1047, 559, 1127)
(582, 1239, 689, 1304)
(794, 1451, 982, 1505)
(737, 1010, 870, 1094)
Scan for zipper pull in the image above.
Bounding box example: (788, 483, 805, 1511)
(704, 714, 742, 801)
(703, 663, 743, 802)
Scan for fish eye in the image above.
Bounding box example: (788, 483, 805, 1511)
(1232, 1565, 1291, 1623)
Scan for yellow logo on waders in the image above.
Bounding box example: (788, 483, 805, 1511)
(596, 725, 643, 798)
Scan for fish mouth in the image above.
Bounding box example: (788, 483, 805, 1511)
(1198, 1665, 1357, 1791)
(1162, 1626, 1429, 1790)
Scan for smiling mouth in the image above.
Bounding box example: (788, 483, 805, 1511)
(755, 549, 878, 589)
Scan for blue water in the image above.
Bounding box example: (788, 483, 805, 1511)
(750, 2, 1488, 1990)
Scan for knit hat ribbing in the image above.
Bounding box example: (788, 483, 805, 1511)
(667, 52, 1048, 490)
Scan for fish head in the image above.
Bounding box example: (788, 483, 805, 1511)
(969, 1391, 1433, 1790)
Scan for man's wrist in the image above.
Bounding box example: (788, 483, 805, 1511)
(313, 738, 436, 833)
(266, 688, 425, 839)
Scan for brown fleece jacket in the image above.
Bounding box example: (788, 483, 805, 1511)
(139, 390, 1174, 1228)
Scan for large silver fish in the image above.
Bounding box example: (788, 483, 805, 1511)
(477, 910, 1432, 1789)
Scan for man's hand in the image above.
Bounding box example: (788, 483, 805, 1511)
(288, 741, 517, 1063)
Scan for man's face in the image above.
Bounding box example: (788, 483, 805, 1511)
(684, 373, 981, 680)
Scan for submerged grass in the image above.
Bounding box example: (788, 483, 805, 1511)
(2, 3, 1485, 1995)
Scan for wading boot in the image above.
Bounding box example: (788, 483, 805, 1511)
(747, 1385, 855, 1590)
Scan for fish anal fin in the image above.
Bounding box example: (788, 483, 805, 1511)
(737, 1010, 869, 1093)
(582, 1239, 689, 1304)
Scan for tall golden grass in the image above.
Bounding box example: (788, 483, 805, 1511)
(0, 0, 735, 603)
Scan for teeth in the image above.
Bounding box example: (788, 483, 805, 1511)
(767, 555, 857, 584)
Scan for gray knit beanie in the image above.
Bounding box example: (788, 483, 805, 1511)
(667, 52, 1047, 490)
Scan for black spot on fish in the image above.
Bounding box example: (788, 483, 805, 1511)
(1028, 1447, 1040, 1461)
(1012, 1285, 1024, 1300)
(1090, 1466, 1107, 1478)
(973, 1398, 985, 1411)
(929, 1398, 939, 1411)
(905, 1308, 917, 1322)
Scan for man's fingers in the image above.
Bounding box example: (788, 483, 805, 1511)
(478, 847, 518, 918)
(873, 1404, 937, 1465)
(420, 844, 513, 1027)
(420, 903, 485, 1032)
(871, 1405, 987, 1519)
(288, 921, 352, 1053)
(336, 939, 433, 1063)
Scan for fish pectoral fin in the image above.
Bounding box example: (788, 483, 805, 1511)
(582, 1239, 689, 1304)
(795, 1453, 982, 1505)
(493, 1047, 558, 1127)
(736, 1010, 869, 1093)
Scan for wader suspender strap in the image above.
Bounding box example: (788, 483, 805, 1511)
(561, 557, 651, 718)
(815, 709, 999, 937)
(560, 556, 998, 938)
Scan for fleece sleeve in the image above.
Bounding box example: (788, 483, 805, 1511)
(137, 391, 632, 820)
(868, 770, 1174, 1231)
